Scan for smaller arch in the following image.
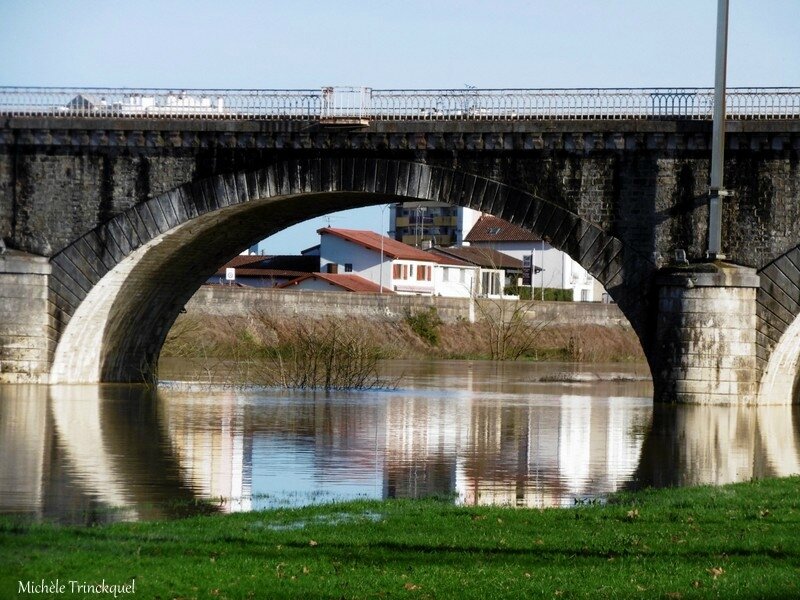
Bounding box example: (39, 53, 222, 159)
(756, 246, 800, 404)
(758, 318, 800, 404)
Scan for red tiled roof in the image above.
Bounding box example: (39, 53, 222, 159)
(429, 246, 523, 269)
(318, 227, 444, 262)
(426, 252, 471, 267)
(277, 273, 392, 293)
(464, 215, 540, 243)
(214, 267, 308, 278)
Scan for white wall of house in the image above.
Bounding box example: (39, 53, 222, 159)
(390, 260, 437, 295)
(317, 230, 513, 299)
(456, 207, 483, 245)
(433, 265, 478, 298)
(563, 253, 596, 302)
(319, 234, 390, 284)
(468, 240, 600, 301)
(320, 233, 440, 295)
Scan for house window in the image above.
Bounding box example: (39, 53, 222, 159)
(393, 264, 401, 279)
(580, 289, 589, 302)
(409, 264, 415, 279)
(344, 263, 353, 273)
(487, 226, 501, 235)
(443, 268, 450, 282)
(482, 271, 501, 296)
(417, 265, 431, 281)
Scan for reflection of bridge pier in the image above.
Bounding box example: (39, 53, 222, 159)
(0, 386, 51, 517)
(632, 404, 800, 488)
(382, 398, 461, 499)
(457, 395, 651, 507)
(159, 391, 252, 513)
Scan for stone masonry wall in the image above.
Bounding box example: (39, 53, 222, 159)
(654, 266, 760, 404)
(0, 251, 52, 382)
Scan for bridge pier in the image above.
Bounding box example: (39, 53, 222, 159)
(654, 264, 760, 404)
(0, 251, 53, 383)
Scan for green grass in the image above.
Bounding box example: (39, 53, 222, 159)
(3, 477, 800, 599)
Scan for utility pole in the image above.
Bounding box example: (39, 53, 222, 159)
(708, 0, 729, 260)
(529, 249, 534, 300)
(379, 204, 389, 294)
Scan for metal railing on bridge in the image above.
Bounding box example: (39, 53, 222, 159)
(1, 86, 798, 121)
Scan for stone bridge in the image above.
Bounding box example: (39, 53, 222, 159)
(1, 87, 799, 404)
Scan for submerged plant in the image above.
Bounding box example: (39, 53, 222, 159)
(249, 315, 392, 391)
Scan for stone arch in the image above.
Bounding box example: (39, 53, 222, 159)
(48, 158, 654, 383)
(756, 246, 800, 403)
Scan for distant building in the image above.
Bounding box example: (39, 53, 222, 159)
(280, 227, 506, 298)
(389, 202, 604, 301)
(317, 227, 441, 295)
(464, 215, 601, 302)
(389, 202, 482, 248)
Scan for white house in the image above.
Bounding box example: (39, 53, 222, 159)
(281, 227, 505, 298)
(317, 227, 440, 295)
(464, 215, 602, 301)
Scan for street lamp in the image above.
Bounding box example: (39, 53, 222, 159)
(379, 204, 390, 293)
(708, 0, 729, 260)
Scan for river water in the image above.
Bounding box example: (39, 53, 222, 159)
(1, 360, 798, 524)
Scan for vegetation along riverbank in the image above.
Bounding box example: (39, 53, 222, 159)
(162, 310, 644, 367)
(2, 477, 799, 599)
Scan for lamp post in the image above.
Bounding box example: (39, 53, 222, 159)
(379, 204, 390, 293)
(708, 0, 729, 259)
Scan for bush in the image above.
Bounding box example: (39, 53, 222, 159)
(261, 321, 389, 391)
(404, 307, 443, 346)
(503, 286, 574, 301)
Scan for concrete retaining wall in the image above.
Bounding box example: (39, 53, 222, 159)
(186, 285, 631, 327)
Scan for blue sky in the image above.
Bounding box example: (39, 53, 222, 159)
(2, 0, 798, 254)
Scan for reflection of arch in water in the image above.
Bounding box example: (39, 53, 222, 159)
(754, 405, 800, 477)
(49, 385, 200, 520)
(156, 389, 251, 512)
(631, 404, 800, 488)
(50, 386, 137, 518)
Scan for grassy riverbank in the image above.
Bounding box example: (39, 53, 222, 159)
(162, 312, 644, 365)
(2, 477, 799, 599)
